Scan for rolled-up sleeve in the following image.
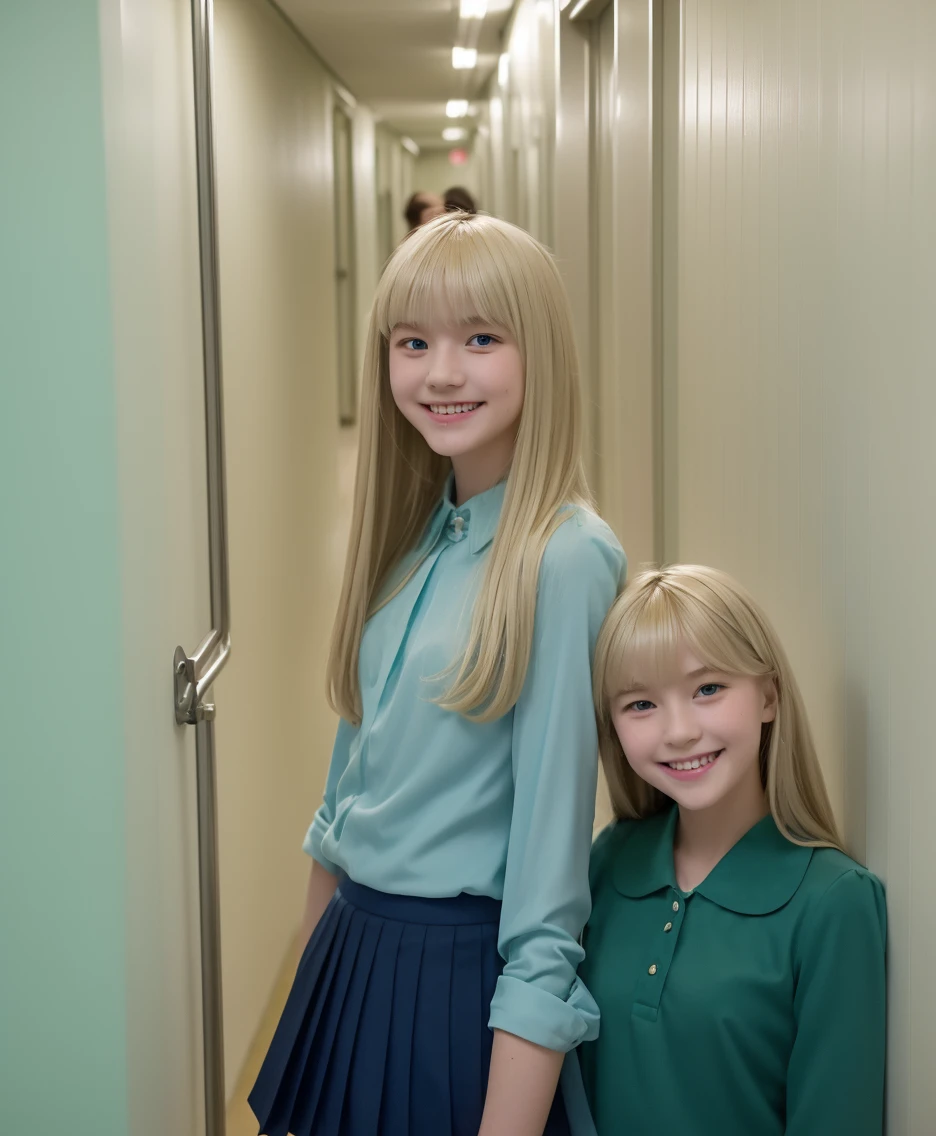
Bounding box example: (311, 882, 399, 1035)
(488, 512, 626, 1051)
(302, 716, 358, 875)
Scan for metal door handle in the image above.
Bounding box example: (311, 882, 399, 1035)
(176, 2, 230, 1134)
(175, 631, 230, 725)
(175, 0, 231, 732)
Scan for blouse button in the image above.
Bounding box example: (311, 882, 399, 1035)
(672, 900, 679, 912)
(663, 921, 673, 933)
(648, 964, 658, 976)
(453, 516, 464, 534)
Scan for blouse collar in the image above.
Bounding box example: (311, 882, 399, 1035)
(612, 804, 814, 916)
(424, 470, 506, 556)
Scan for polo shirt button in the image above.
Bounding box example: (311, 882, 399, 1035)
(663, 921, 673, 932)
(672, 900, 679, 912)
(648, 964, 658, 975)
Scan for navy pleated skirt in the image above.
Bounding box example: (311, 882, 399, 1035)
(249, 877, 571, 1136)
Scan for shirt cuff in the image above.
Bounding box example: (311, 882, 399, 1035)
(487, 973, 600, 1052)
(301, 818, 342, 876)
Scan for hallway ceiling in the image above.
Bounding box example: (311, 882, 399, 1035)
(276, 0, 513, 149)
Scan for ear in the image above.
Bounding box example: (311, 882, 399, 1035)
(761, 677, 778, 723)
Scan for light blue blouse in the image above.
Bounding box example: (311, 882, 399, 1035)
(304, 475, 626, 1055)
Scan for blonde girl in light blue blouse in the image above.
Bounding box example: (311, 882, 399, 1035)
(250, 211, 625, 1136)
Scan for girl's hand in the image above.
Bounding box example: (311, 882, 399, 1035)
(299, 860, 339, 948)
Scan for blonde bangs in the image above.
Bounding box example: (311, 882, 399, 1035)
(597, 574, 771, 713)
(375, 215, 524, 347)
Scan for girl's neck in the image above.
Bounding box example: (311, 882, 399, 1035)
(450, 443, 513, 506)
(673, 775, 769, 892)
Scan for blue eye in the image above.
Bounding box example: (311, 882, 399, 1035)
(625, 699, 655, 713)
(697, 683, 723, 698)
(401, 337, 428, 350)
(468, 333, 496, 347)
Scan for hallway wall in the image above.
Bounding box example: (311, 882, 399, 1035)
(3, 1, 212, 1131)
(376, 124, 415, 258)
(0, 5, 130, 1132)
(485, 2, 650, 546)
(212, 0, 346, 1096)
(413, 150, 480, 204)
(495, 0, 556, 246)
(99, 0, 212, 1130)
(670, 0, 936, 1127)
(589, 0, 661, 575)
(352, 105, 380, 356)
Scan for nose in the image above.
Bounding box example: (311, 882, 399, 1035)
(426, 342, 466, 391)
(662, 703, 702, 750)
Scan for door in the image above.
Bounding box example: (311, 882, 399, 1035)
(333, 102, 358, 425)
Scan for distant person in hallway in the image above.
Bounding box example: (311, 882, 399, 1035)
(579, 565, 887, 1136)
(249, 211, 626, 1136)
(445, 185, 477, 213)
(403, 189, 445, 230)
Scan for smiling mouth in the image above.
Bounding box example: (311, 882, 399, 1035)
(425, 402, 483, 416)
(660, 750, 723, 779)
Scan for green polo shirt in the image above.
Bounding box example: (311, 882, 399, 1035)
(578, 806, 886, 1135)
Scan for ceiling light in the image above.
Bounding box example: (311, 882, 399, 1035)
(443, 127, 467, 142)
(460, 0, 488, 16)
(498, 53, 510, 86)
(401, 137, 420, 157)
(446, 99, 469, 117)
(452, 46, 478, 69)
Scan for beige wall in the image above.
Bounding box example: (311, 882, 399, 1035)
(413, 149, 480, 204)
(376, 124, 415, 254)
(552, 14, 595, 487)
(352, 104, 380, 350)
(496, 0, 557, 245)
(483, 2, 660, 555)
(212, 0, 345, 1096)
(475, 0, 558, 242)
(669, 0, 935, 1127)
(590, 0, 661, 572)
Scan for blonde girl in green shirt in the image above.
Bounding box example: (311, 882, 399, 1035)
(579, 564, 886, 1136)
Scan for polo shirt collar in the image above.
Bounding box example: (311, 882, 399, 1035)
(613, 804, 813, 916)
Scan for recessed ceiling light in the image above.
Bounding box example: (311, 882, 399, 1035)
(460, 0, 488, 17)
(452, 46, 478, 70)
(446, 99, 469, 117)
(443, 127, 467, 142)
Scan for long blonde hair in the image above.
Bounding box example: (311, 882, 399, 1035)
(327, 211, 591, 724)
(593, 565, 845, 850)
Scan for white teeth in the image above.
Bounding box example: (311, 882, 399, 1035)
(429, 402, 480, 415)
(667, 752, 719, 771)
